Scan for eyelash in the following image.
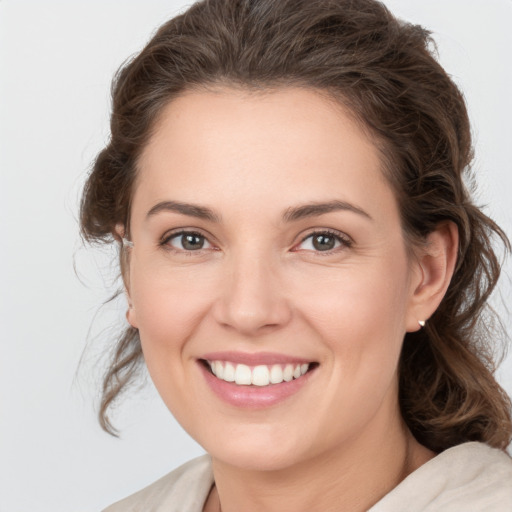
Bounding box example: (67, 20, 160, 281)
(159, 228, 353, 255)
(294, 229, 353, 254)
(160, 230, 216, 255)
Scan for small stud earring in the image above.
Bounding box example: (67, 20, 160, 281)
(418, 320, 426, 327)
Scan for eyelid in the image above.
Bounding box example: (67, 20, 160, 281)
(160, 227, 219, 252)
(293, 228, 353, 253)
(157, 226, 352, 254)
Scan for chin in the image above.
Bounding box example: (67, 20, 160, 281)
(202, 425, 310, 472)
(213, 445, 304, 472)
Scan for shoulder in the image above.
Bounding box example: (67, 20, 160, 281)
(370, 442, 512, 512)
(102, 455, 214, 512)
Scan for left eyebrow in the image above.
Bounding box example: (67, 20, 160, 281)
(282, 200, 373, 222)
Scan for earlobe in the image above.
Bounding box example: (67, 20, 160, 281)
(126, 305, 138, 329)
(406, 222, 459, 332)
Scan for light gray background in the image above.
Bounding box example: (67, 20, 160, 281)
(1, 1, 511, 511)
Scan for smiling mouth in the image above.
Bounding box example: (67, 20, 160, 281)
(201, 360, 318, 387)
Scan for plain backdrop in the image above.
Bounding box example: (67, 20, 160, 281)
(1, 1, 511, 511)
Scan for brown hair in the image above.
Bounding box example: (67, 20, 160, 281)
(80, 0, 512, 449)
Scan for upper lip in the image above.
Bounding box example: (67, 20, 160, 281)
(200, 351, 314, 366)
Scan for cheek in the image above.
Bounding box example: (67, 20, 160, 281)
(129, 270, 217, 418)
(296, 262, 409, 337)
(293, 260, 410, 387)
(294, 268, 409, 435)
(130, 267, 215, 360)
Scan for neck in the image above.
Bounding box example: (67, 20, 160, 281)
(205, 409, 434, 512)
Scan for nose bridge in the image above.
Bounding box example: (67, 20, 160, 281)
(213, 244, 291, 334)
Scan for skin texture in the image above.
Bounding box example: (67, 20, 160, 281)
(123, 88, 458, 512)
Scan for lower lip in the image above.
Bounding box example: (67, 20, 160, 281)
(198, 362, 316, 408)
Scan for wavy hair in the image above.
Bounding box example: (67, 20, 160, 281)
(80, 0, 512, 449)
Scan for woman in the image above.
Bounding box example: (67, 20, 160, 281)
(80, 0, 512, 510)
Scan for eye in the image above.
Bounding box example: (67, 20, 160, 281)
(296, 230, 351, 253)
(163, 231, 213, 252)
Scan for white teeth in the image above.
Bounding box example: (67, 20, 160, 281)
(206, 361, 312, 386)
(234, 364, 252, 385)
(214, 361, 224, 379)
(223, 362, 236, 382)
(283, 364, 294, 382)
(252, 365, 270, 386)
(269, 364, 284, 384)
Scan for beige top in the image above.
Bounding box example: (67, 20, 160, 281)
(103, 442, 512, 512)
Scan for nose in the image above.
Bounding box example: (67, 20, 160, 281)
(212, 250, 292, 336)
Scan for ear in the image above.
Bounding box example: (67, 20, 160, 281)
(114, 223, 138, 329)
(405, 221, 459, 332)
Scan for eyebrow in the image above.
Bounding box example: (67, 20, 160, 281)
(146, 201, 221, 222)
(283, 200, 372, 222)
(146, 199, 372, 223)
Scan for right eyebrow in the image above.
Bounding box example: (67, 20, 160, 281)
(146, 201, 221, 223)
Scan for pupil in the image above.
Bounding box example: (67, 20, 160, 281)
(313, 234, 335, 251)
(182, 234, 203, 250)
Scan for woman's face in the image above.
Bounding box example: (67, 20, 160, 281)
(126, 88, 423, 471)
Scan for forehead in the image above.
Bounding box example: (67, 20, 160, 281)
(133, 87, 397, 223)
